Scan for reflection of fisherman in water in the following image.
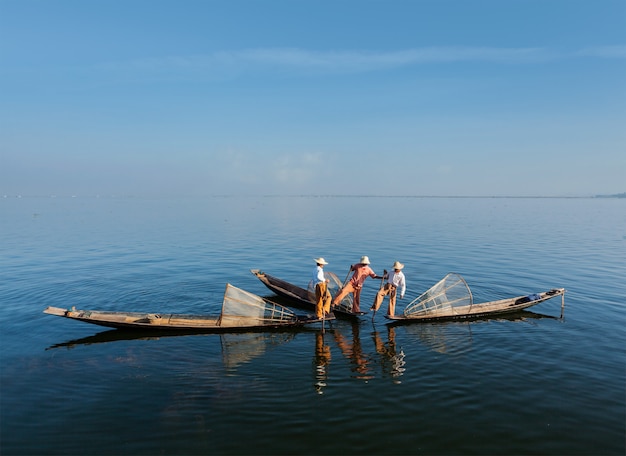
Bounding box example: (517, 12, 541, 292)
(333, 322, 372, 380)
(372, 326, 406, 382)
(313, 331, 331, 394)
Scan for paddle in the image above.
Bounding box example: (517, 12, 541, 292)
(342, 266, 352, 287)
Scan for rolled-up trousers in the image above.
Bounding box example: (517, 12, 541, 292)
(372, 283, 397, 316)
(333, 282, 363, 313)
(315, 282, 332, 318)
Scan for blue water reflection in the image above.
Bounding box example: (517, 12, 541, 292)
(1, 196, 624, 455)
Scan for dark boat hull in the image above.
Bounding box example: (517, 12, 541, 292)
(251, 269, 363, 319)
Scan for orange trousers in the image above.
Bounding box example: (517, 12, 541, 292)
(315, 282, 332, 318)
(333, 282, 363, 313)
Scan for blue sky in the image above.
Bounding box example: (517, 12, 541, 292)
(2, 0, 625, 197)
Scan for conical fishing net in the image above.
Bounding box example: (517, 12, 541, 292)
(220, 284, 298, 326)
(403, 273, 473, 317)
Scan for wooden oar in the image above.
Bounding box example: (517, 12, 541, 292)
(342, 266, 352, 287)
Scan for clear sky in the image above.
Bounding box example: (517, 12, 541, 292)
(2, 0, 625, 197)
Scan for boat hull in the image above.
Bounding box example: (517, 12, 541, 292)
(250, 269, 363, 318)
(43, 306, 319, 332)
(385, 288, 565, 323)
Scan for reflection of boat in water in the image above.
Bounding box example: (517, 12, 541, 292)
(401, 321, 474, 355)
(44, 283, 327, 332)
(220, 332, 297, 369)
(251, 269, 362, 318)
(387, 273, 566, 323)
(397, 310, 562, 355)
(46, 329, 181, 350)
(47, 328, 296, 370)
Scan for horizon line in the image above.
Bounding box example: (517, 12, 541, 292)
(3, 193, 624, 199)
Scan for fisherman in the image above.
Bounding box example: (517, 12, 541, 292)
(332, 256, 382, 313)
(309, 257, 332, 319)
(371, 261, 406, 317)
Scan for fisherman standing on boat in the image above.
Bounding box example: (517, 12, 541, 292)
(371, 261, 406, 317)
(310, 257, 333, 319)
(332, 256, 382, 313)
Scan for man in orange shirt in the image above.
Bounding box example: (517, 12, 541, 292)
(332, 256, 382, 313)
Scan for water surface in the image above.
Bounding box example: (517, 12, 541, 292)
(1, 196, 624, 455)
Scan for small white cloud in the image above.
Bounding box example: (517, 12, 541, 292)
(203, 46, 552, 72)
(89, 45, 625, 87)
(95, 45, 621, 78)
(575, 45, 626, 59)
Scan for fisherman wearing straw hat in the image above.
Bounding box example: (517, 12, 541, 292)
(332, 256, 382, 313)
(309, 257, 332, 319)
(371, 261, 406, 317)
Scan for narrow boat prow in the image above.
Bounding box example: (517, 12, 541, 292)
(44, 306, 71, 317)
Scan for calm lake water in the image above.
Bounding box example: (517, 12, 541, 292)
(1, 196, 624, 455)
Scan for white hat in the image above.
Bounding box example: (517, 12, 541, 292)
(392, 261, 404, 270)
(360, 256, 370, 264)
(314, 257, 328, 265)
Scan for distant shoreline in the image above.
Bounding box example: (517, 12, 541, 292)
(3, 193, 625, 199)
(594, 192, 626, 199)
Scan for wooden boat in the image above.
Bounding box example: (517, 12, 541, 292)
(43, 283, 331, 332)
(251, 269, 364, 318)
(385, 273, 566, 323)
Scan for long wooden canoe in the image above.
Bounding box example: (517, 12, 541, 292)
(385, 273, 565, 323)
(43, 283, 331, 332)
(250, 269, 364, 318)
